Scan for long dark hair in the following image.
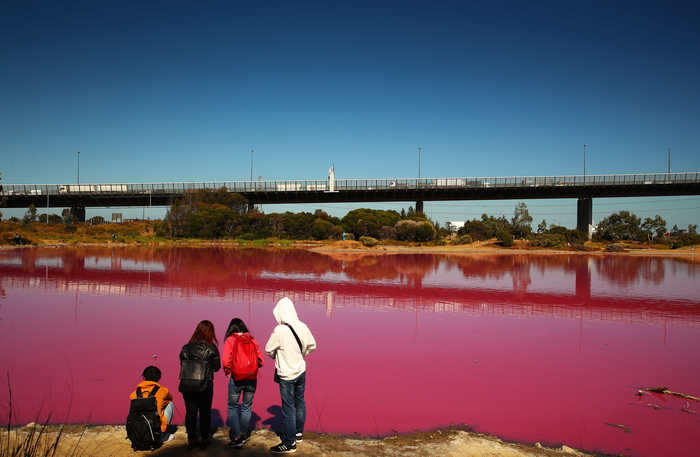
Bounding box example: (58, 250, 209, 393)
(189, 320, 218, 346)
(225, 318, 249, 339)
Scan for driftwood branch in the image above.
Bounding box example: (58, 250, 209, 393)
(640, 386, 700, 402)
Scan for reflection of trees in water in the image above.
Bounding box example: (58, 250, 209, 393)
(342, 254, 442, 286)
(1, 247, 695, 291)
(593, 256, 666, 287)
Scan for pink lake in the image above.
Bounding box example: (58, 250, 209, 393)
(1, 247, 699, 457)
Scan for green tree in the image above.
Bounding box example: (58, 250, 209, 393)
(23, 204, 37, 223)
(594, 211, 644, 242)
(458, 219, 490, 241)
(511, 202, 532, 238)
(641, 215, 666, 242)
(537, 219, 548, 234)
(61, 208, 73, 225)
(341, 208, 401, 239)
(689, 224, 698, 235)
(481, 213, 511, 238)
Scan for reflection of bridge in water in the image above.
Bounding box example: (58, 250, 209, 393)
(2, 260, 698, 327)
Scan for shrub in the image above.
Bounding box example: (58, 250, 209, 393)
(394, 220, 435, 242)
(453, 234, 472, 245)
(497, 230, 513, 247)
(526, 233, 566, 248)
(548, 225, 587, 244)
(311, 218, 335, 240)
(359, 236, 378, 247)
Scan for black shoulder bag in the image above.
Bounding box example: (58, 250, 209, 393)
(273, 323, 304, 383)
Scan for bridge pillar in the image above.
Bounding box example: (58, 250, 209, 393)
(576, 198, 592, 238)
(71, 206, 86, 223)
(415, 200, 424, 214)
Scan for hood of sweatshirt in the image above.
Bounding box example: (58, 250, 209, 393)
(273, 297, 299, 324)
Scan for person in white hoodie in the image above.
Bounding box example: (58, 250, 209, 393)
(265, 297, 317, 454)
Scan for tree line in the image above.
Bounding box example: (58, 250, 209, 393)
(3, 189, 699, 249)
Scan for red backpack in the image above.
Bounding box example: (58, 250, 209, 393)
(232, 334, 259, 381)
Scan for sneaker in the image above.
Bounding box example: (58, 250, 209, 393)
(270, 442, 297, 454)
(295, 433, 303, 442)
(228, 434, 250, 448)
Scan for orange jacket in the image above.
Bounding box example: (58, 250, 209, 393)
(129, 381, 173, 432)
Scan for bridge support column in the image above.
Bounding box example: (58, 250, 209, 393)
(576, 198, 592, 238)
(71, 206, 86, 223)
(415, 200, 424, 214)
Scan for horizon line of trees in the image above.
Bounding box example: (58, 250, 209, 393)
(2, 189, 699, 248)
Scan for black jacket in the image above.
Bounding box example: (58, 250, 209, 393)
(179, 342, 221, 392)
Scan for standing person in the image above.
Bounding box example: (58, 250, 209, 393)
(222, 317, 264, 448)
(178, 320, 221, 450)
(265, 297, 317, 454)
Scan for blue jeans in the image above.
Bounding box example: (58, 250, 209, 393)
(279, 372, 306, 445)
(227, 377, 256, 439)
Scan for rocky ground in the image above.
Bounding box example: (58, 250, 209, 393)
(2, 424, 605, 457)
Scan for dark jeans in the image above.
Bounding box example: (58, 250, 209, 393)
(227, 377, 257, 439)
(278, 372, 306, 445)
(182, 386, 213, 443)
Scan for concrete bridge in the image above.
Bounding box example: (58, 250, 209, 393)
(2, 172, 700, 232)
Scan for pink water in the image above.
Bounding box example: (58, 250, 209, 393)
(1, 247, 699, 457)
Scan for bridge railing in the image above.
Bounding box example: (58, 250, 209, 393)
(1, 172, 699, 195)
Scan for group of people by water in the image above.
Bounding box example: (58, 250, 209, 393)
(128, 297, 317, 454)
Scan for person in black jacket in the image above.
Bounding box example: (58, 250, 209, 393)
(179, 320, 221, 450)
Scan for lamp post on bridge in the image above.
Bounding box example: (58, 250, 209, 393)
(77, 151, 80, 184)
(418, 146, 422, 180)
(583, 144, 587, 180)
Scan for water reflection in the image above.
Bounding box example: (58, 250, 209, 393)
(1, 247, 699, 457)
(0, 248, 698, 326)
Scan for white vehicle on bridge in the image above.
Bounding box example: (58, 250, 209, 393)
(276, 183, 302, 191)
(436, 178, 466, 187)
(59, 184, 128, 193)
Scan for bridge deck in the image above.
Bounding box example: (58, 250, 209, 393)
(2, 172, 699, 208)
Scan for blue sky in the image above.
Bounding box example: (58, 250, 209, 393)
(1, 0, 699, 227)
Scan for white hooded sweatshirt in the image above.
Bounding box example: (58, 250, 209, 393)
(265, 297, 317, 381)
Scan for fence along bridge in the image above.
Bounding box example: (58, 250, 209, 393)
(2, 172, 700, 232)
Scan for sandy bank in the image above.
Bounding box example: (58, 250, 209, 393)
(3, 425, 600, 457)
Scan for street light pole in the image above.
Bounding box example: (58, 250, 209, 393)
(583, 144, 587, 179)
(77, 151, 80, 184)
(418, 146, 422, 180)
(250, 148, 254, 182)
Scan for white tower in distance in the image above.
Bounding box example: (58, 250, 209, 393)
(328, 164, 336, 192)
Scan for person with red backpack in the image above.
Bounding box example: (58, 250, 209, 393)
(223, 317, 264, 448)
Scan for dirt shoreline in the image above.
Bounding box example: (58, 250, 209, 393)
(3, 424, 605, 457)
(1, 239, 698, 260)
